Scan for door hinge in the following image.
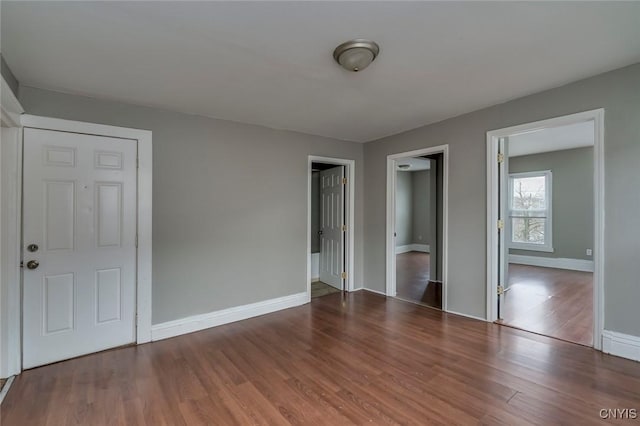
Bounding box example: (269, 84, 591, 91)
(342, 225, 347, 232)
(497, 220, 504, 230)
(341, 272, 347, 279)
(497, 285, 505, 295)
(135, 234, 138, 248)
(342, 177, 347, 185)
(497, 153, 505, 163)
(136, 157, 140, 169)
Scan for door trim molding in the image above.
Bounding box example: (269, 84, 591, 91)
(0, 77, 24, 378)
(15, 115, 152, 372)
(307, 156, 356, 301)
(385, 145, 449, 312)
(485, 109, 604, 350)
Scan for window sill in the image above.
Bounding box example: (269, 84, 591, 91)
(509, 244, 554, 253)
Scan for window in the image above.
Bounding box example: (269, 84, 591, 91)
(508, 171, 553, 252)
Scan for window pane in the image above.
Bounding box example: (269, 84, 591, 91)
(512, 217, 546, 244)
(511, 176, 546, 210)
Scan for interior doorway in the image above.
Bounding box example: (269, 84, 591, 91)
(487, 110, 604, 348)
(307, 156, 354, 300)
(386, 146, 448, 310)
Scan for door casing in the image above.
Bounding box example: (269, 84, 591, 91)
(307, 156, 355, 301)
(2, 115, 152, 375)
(385, 145, 450, 312)
(485, 109, 605, 350)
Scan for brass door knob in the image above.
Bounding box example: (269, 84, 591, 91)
(26, 260, 39, 270)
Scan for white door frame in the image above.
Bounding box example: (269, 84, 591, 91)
(4, 114, 153, 374)
(307, 156, 355, 301)
(386, 145, 449, 311)
(486, 109, 604, 350)
(1, 75, 24, 378)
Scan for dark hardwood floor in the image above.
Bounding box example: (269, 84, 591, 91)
(396, 251, 442, 309)
(2, 291, 639, 425)
(499, 264, 593, 346)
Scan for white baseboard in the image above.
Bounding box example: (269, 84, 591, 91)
(151, 292, 308, 341)
(360, 287, 387, 296)
(602, 330, 640, 362)
(396, 244, 430, 254)
(0, 375, 15, 405)
(446, 309, 488, 322)
(311, 252, 320, 281)
(509, 254, 594, 272)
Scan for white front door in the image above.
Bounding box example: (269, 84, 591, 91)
(22, 128, 137, 368)
(319, 166, 345, 289)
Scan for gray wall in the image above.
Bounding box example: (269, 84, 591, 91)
(310, 171, 320, 253)
(509, 147, 594, 260)
(396, 170, 432, 247)
(0, 54, 19, 97)
(395, 171, 413, 246)
(364, 63, 640, 336)
(19, 86, 365, 324)
(411, 170, 431, 245)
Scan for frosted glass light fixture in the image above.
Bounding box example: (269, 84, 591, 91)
(333, 39, 380, 72)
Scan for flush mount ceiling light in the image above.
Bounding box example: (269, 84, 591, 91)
(333, 39, 380, 72)
(398, 164, 411, 170)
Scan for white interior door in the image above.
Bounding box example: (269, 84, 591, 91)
(22, 128, 137, 368)
(319, 166, 345, 289)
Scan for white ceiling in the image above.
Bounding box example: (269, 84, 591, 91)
(508, 121, 594, 157)
(2, 2, 639, 142)
(397, 157, 431, 172)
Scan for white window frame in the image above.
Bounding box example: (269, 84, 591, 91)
(508, 170, 553, 252)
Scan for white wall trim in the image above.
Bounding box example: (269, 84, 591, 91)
(0, 127, 23, 379)
(509, 254, 594, 272)
(0, 80, 24, 379)
(386, 145, 449, 312)
(446, 310, 488, 323)
(151, 292, 307, 341)
(395, 244, 430, 254)
(307, 156, 356, 302)
(486, 109, 605, 351)
(359, 288, 387, 297)
(602, 331, 640, 362)
(9, 115, 152, 375)
(0, 375, 15, 404)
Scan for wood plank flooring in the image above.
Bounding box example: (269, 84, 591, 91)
(500, 264, 593, 346)
(2, 291, 639, 425)
(396, 252, 442, 309)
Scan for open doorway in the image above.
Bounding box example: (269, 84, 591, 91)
(487, 110, 604, 348)
(307, 156, 355, 300)
(386, 146, 448, 310)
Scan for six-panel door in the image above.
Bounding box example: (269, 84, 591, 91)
(22, 128, 137, 368)
(319, 166, 345, 289)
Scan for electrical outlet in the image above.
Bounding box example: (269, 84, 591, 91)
(586, 249, 593, 256)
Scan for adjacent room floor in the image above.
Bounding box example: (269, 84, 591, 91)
(311, 281, 341, 298)
(2, 291, 638, 425)
(395, 251, 442, 309)
(499, 264, 593, 346)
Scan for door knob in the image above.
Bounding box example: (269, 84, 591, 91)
(26, 260, 39, 270)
